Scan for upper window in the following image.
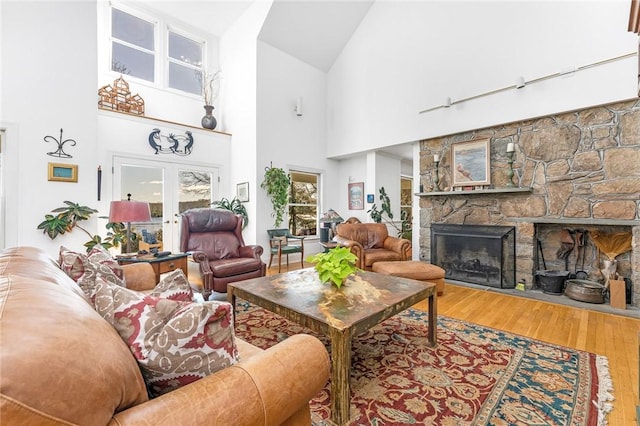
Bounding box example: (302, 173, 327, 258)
(110, 6, 204, 96)
(289, 171, 319, 237)
(167, 30, 203, 95)
(111, 7, 155, 81)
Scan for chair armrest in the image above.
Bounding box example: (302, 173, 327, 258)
(191, 251, 213, 292)
(383, 237, 412, 260)
(110, 334, 330, 426)
(239, 245, 264, 259)
(122, 263, 156, 292)
(333, 236, 365, 269)
(269, 238, 284, 248)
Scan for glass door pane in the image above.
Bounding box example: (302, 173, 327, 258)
(114, 156, 218, 253)
(178, 169, 215, 212)
(115, 160, 164, 254)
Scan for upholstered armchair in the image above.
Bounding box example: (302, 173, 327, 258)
(334, 222, 412, 271)
(180, 208, 266, 298)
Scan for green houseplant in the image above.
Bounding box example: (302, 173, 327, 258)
(212, 197, 249, 229)
(260, 164, 290, 227)
(306, 246, 359, 288)
(37, 201, 131, 251)
(367, 186, 412, 240)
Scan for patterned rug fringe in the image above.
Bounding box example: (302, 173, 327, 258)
(595, 355, 615, 426)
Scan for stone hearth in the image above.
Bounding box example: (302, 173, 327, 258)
(418, 99, 640, 307)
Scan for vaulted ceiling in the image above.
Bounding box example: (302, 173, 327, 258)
(140, 0, 412, 160)
(140, 0, 373, 72)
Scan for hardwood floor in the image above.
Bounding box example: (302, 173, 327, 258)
(267, 264, 640, 425)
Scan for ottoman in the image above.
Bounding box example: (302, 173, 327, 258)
(372, 261, 445, 296)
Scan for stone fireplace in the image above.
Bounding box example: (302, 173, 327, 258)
(418, 99, 640, 307)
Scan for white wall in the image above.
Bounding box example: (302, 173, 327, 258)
(220, 1, 273, 245)
(327, 0, 638, 158)
(256, 41, 340, 257)
(337, 156, 368, 222)
(1, 1, 98, 252)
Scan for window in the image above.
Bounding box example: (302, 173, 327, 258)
(168, 30, 203, 96)
(289, 171, 319, 236)
(111, 7, 155, 81)
(400, 177, 413, 240)
(109, 5, 204, 96)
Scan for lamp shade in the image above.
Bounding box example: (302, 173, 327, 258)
(320, 209, 343, 223)
(108, 200, 151, 223)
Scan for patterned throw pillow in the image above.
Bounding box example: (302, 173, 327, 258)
(150, 269, 194, 302)
(93, 277, 239, 397)
(59, 245, 125, 301)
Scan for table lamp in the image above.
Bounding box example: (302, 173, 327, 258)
(109, 194, 151, 253)
(320, 209, 344, 241)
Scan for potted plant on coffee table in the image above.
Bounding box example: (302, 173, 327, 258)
(306, 246, 359, 288)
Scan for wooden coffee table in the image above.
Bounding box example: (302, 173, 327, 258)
(228, 268, 437, 426)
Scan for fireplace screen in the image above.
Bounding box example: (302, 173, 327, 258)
(431, 224, 515, 288)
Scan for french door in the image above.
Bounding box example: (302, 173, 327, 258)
(113, 156, 219, 252)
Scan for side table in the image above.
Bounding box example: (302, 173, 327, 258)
(117, 253, 188, 283)
(319, 241, 338, 253)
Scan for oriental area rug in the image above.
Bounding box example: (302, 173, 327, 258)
(234, 301, 614, 426)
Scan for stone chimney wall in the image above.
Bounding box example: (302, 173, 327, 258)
(418, 99, 640, 307)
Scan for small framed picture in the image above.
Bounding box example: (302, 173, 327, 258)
(48, 163, 78, 182)
(367, 194, 375, 203)
(236, 182, 249, 202)
(451, 139, 491, 187)
(348, 182, 364, 210)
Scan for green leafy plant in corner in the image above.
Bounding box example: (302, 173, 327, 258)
(260, 164, 290, 227)
(306, 246, 359, 288)
(367, 186, 412, 240)
(37, 201, 131, 252)
(212, 197, 249, 229)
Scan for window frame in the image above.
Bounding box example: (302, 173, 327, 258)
(288, 170, 320, 237)
(107, 3, 207, 98)
(165, 26, 206, 96)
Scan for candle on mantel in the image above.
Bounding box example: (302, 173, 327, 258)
(434, 154, 440, 162)
(506, 142, 515, 152)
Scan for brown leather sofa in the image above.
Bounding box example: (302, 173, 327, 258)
(0, 246, 329, 426)
(335, 222, 412, 270)
(180, 208, 266, 298)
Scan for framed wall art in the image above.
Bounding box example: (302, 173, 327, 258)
(451, 139, 490, 187)
(348, 182, 364, 210)
(48, 162, 78, 182)
(236, 182, 249, 202)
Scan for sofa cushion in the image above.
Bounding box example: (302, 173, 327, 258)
(59, 245, 125, 301)
(150, 269, 194, 302)
(93, 278, 239, 397)
(209, 257, 264, 278)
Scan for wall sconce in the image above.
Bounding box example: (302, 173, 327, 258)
(294, 96, 303, 116)
(516, 76, 526, 89)
(443, 97, 452, 108)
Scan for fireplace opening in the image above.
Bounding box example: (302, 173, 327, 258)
(431, 224, 516, 288)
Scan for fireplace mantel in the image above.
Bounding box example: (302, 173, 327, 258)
(417, 187, 532, 197)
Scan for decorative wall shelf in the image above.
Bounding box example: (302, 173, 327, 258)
(98, 107, 232, 136)
(416, 187, 532, 197)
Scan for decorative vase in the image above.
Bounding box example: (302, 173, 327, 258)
(201, 105, 217, 130)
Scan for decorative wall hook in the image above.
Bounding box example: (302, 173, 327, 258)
(44, 128, 76, 158)
(148, 128, 194, 156)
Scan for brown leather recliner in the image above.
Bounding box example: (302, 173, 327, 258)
(180, 208, 266, 297)
(335, 222, 412, 271)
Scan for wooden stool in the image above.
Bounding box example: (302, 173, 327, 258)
(372, 261, 445, 296)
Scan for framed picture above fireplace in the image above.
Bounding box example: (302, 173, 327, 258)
(451, 139, 490, 187)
